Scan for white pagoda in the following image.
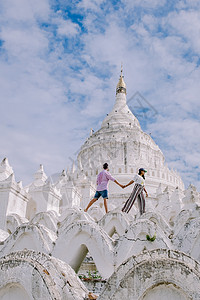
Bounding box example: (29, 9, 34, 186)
(64, 68, 184, 212)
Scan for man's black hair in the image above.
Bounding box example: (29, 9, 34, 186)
(103, 163, 108, 169)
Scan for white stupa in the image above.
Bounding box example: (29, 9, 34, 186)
(65, 67, 184, 211)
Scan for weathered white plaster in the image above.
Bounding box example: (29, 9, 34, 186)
(30, 210, 58, 233)
(142, 284, 188, 300)
(0, 224, 57, 255)
(0, 250, 88, 300)
(6, 213, 28, 234)
(98, 249, 200, 300)
(53, 220, 115, 279)
(0, 229, 9, 243)
(27, 165, 61, 218)
(0, 158, 13, 181)
(0, 162, 29, 231)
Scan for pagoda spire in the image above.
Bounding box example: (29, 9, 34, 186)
(120, 62, 123, 76)
(116, 63, 126, 95)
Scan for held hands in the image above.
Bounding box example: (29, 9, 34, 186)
(120, 184, 126, 189)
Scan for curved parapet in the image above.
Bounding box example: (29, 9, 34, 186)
(53, 216, 172, 279)
(6, 214, 28, 234)
(30, 210, 59, 233)
(0, 250, 88, 300)
(0, 230, 9, 245)
(98, 211, 130, 237)
(173, 209, 191, 236)
(53, 220, 114, 279)
(99, 249, 200, 300)
(0, 224, 57, 257)
(88, 206, 105, 221)
(172, 217, 200, 261)
(113, 219, 172, 267)
(140, 212, 173, 237)
(59, 207, 93, 231)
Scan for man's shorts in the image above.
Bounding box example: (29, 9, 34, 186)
(94, 190, 108, 199)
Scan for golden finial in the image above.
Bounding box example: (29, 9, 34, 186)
(116, 63, 126, 94)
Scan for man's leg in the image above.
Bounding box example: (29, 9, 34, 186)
(103, 198, 108, 213)
(84, 198, 98, 212)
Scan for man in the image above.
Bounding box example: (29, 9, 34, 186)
(84, 163, 124, 213)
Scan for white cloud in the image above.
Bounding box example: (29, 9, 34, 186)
(77, 0, 106, 11)
(166, 9, 200, 53)
(124, 0, 166, 9)
(176, 0, 200, 10)
(142, 14, 158, 32)
(0, 27, 48, 57)
(0, 0, 50, 23)
(56, 19, 80, 37)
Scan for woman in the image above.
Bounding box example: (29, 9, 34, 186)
(122, 168, 148, 215)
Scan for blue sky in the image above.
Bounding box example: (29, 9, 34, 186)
(0, 0, 200, 190)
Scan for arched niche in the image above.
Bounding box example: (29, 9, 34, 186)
(142, 283, 188, 300)
(0, 283, 30, 300)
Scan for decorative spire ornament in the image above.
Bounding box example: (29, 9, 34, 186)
(116, 64, 127, 95)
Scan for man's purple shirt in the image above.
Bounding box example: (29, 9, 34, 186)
(96, 169, 115, 191)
